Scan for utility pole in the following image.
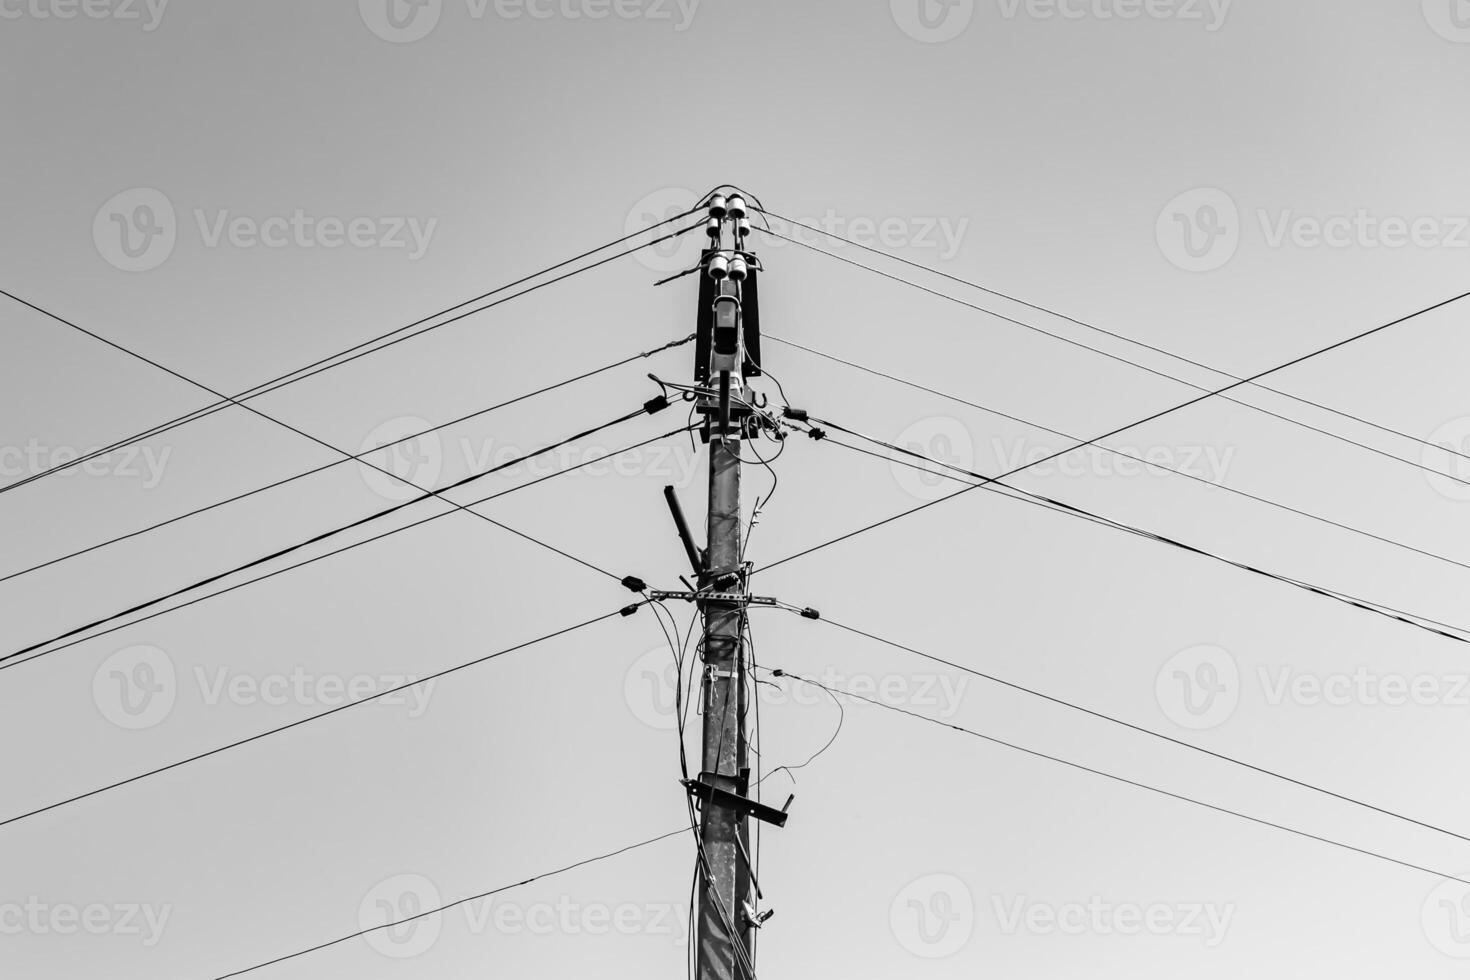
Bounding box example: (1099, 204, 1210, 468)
(662, 192, 781, 980)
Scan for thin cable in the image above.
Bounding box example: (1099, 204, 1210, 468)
(756, 225, 1470, 490)
(5, 412, 684, 668)
(0, 215, 702, 495)
(2, 608, 635, 829)
(2, 334, 695, 584)
(818, 615, 1470, 846)
(766, 667, 1470, 890)
(759, 285, 1470, 577)
(812, 420, 1470, 643)
(755, 206, 1470, 469)
(212, 826, 689, 980)
(771, 334, 1470, 579)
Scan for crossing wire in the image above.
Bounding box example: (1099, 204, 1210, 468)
(1, 333, 695, 585)
(754, 224, 1470, 490)
(814, 614, 1470, 846)
(765, 667, 1470, 890)
(809, 419, 1470, 643)
(5, 404, 682, 668)
(754, 205, 1470, 472)
(0, 212, 703, 495)
(770, 333, 1470, 579)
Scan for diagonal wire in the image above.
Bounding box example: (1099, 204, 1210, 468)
(755, 205, 1470, 469)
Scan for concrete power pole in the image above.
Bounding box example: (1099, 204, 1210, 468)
(678, 192, 779, 980)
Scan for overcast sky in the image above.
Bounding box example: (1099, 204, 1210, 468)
(5, 1, 1470, 977)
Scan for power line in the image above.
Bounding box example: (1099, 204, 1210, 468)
(755, 224, 1470, 490)
(816, 614, 1470, 845)
(5, 404, 680, 667)
(0, 424, 695, 675)
(765, 667, 1470, 890)
(212, 826, 690, 980)
(811, 421, 1470, 643)
(0, 213, 702, 495)
(759, 285, 1470, 581)
(770, 334, 1470, 579)
(2, 607, 638, 829)
(754, 206, 1470, 471)
(1, 334, 695, 585)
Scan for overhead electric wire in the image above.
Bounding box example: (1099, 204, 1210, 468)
(1, 333, 696, 585)
(756, 206, 1470, 471)
(771, 334, 1470, 579)
(811, 418, 1470, 643)
(759, 284, 1470, 586)
(1, 607, 638, 829)
(816, 614, 1470, 846)
(212, 826, 690, 980)
(11, 290, 647, 597)
(765, 667, 1470, 890)
(5, 406, 684, 668)
(0, 212, 704, 495)
(755, 225, 1470, 490)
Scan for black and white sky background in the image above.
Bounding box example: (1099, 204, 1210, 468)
(5, 1, 1470, 977)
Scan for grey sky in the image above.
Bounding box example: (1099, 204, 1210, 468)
(4, 1, 1470, 977)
